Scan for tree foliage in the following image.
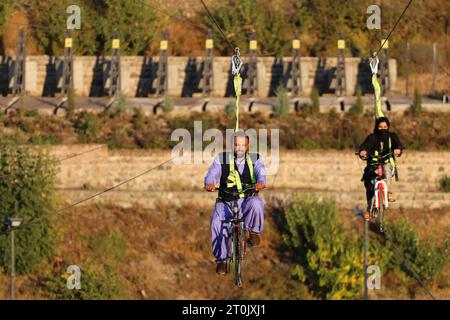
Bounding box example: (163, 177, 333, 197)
(0, 144, 58, 275)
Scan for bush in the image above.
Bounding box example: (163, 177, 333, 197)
(28, 134, 62, 145)
(0, 145, 58, 275)
(282, 196, 389, 299)
(132, 107, 145, 131)
(410, 88, 423, 116)
(87, 230, 128, 265)
(74, 112, 100, 143)
(162, 95, 174, 113)
(225, 100, 235, 119)
(439, 176, 450, 192)
(41, 264, 125, 300)
(310, 88, 320, 114)
(66, 87, 76, 117)
(25, 109, 39, 117)
(273, 85, 289, 117)
(385, 218, 450, 297)
(348, 87, 364, 115)
(107, 127, 132, 149)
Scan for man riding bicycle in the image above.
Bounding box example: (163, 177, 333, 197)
(204, 131, 266, 274)
(359, 117, 403, 221)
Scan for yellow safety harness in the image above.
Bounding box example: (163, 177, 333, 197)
(372, 137, 396, 168)
(226, 153, 256, 198)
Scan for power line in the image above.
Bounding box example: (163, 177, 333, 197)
(376, 0, 414, 56)
(0, 156, 176, 236)
(54, 145, 105, 162)
(199, 0, 235, 52)
(382, 229, 437, 300)
(0, 145, 106, 180)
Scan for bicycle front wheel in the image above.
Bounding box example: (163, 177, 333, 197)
(378, 190, 385, 232)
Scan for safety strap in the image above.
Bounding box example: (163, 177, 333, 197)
(372, 137, 396, 168)
(226, 153, 256, 198)
(370, 55, 384, 119)
(231, 48, 243, 131)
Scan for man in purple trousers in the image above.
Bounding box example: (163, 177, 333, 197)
(204, 131, 266, 274)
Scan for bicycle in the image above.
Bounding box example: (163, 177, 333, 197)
(215, 186, 257, 287)
(359, 151, 394, 233)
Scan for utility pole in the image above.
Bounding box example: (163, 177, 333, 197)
(247, 33, 258, 96)
(291, 34, 302, 96)
(5, 28, 26, 113)
(55, 29, 74, 114)
(12, 28, 26, 96)
(336, 35, 346, 97)
(431, 42, 437, 97)
(4, 217, 23, 300)
(155, 32, 168, 97)
(405, 42, 410, 96)
(109, 30, 121, 98)
(380, 39, 390, 95)
(202, 30, 214, 98)
(364, 218, 369, 300)
(62, 29, 74, 95)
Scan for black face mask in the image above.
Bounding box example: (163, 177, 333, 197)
(377, 129, 389, 138)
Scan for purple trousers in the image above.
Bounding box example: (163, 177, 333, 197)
(210, 196, 265, 262)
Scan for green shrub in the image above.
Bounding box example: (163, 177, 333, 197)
(385, 218, 449, 296)
(109, 95, 127, 119)
(41, 264, 125, 300)
(17, 118, 34, 133)
(348, 87, 364, 115)
(74, 112, 100, 143)
(28, 134, 62, 145)
(0, 145, 58, 275)
(225, 100, 235, 119)
(410, 88, 422, 116)
(273, 85, 289, 117)
(25, 109, 39, 117)
(87, 230, 128, 265)
(132, 107, 145, 131)
(66, 87, 76, 117)
(283, 196, 389, 299)
(162, 95, 174, 113)
(439, 175, 450, 192)
(107, 127, 132, 149)
(310, 87, 320, 114)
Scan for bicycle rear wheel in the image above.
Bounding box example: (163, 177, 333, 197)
(232, 229, 242, 286)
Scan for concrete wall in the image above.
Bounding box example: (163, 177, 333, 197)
(50, 145, 450, 209)
(0, 56, 397, 97)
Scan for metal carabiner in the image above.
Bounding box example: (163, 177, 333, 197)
(231, 47, 243, 76)
(369, 52, 379, 75)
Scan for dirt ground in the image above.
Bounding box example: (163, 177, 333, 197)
(0, 201, 448, 300)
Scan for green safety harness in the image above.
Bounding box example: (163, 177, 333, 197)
(372, 137, 396, 169)
(226, 153, 256, 198)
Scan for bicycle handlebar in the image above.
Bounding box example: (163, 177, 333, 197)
(214, 186, 257, 195)
(357, 151, 393, 161)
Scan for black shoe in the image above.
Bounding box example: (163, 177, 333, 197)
(247, 232, 260, 247)
(216, 261, 227, 274)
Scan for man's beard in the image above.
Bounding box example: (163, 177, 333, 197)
(235, 151, 246, 159)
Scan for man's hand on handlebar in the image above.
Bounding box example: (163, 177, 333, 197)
(359, 150, 368, 159)
(394, 148, 402, 157)
(255, 182, 266, 191)
(204, 184, 216, 192)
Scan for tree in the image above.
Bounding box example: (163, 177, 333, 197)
(0, 145, 58, 274)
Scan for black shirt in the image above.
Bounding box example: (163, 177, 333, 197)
(359, 132, 403, 162)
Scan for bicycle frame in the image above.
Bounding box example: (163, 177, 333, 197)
(373, 164, 389, 210)
(215, 187, 256, 287)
